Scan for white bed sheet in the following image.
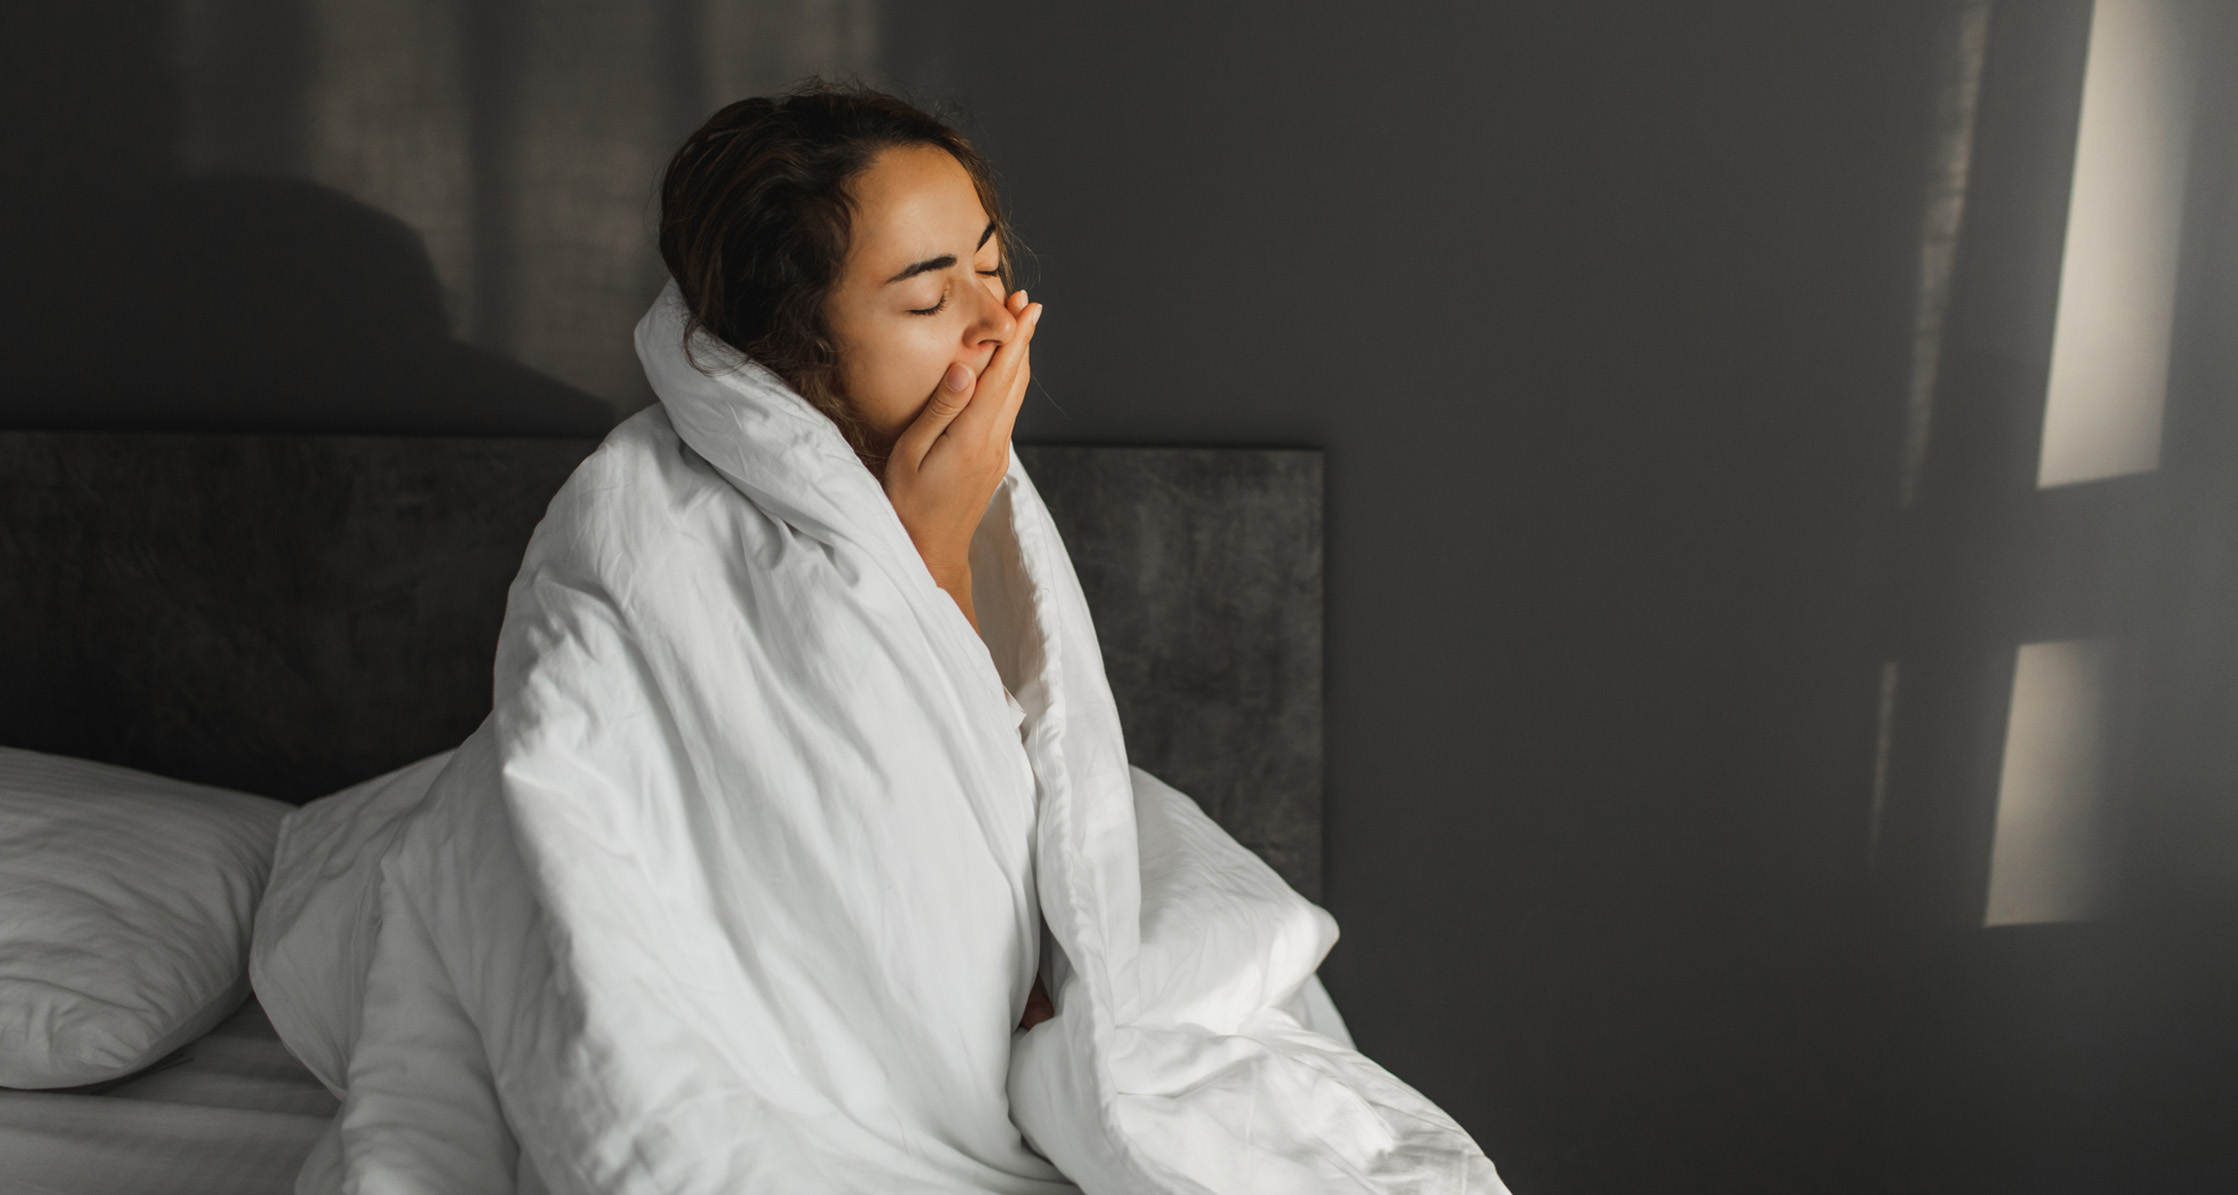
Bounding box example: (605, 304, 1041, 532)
(0, 999, 334, 1195)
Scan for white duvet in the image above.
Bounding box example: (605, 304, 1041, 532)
(253, 283, 1505, 1194)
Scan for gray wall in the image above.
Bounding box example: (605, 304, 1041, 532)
(927, 6, 2238, 1190)
(932, 4, 1931, 1188)
(8, 2, 2235, 1191)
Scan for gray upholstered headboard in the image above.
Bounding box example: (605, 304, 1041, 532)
(0, 433, 1323, 897)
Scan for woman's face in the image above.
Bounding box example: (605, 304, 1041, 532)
(825, 144, 1017, 455)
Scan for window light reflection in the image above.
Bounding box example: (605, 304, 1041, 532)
(2036, 0, 2190, 489)
(1984, 640, 2119, 926)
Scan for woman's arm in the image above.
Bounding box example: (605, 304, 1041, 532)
(881, 290, 1053, 1029)
(878, 289, 1042, 629)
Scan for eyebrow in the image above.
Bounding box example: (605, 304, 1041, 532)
(883, 221, 1000, 284)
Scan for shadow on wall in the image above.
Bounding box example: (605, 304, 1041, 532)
(4, 172, 615, 436)
(2, 0, 895, 433)
(0, 0, 596, 436)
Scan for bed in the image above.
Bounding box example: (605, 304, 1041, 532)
(0, 430, 1324, 1194)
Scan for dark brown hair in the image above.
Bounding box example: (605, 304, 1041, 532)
(657, 83, 1011, 458)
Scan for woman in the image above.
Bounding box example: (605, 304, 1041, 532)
(661, 88, 1043, 637)
(257, 85, 1503, 1194)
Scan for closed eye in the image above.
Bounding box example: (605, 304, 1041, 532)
(912, 269, 1004, 315)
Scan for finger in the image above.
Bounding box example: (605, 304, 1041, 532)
(889, 361, 977, 471)
(976, 304, 1038, 437)
(990, 305, 1040, 429)
(951, 303, 1038, 444)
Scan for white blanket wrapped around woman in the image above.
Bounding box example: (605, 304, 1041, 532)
(252, 283, 1505, 1194)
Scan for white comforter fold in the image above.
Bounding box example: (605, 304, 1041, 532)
(255, 283, 1504, 1194)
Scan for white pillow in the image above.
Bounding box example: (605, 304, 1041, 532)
(0, 747, 291, 1089)
(251, 750, 453, 1096)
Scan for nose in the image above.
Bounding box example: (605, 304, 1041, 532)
(964, 280, 1018, 354)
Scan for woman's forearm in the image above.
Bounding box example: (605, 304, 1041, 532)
(930, 561, 976, 631)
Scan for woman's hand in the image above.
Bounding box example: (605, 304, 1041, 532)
(881, 289, 1042, 629)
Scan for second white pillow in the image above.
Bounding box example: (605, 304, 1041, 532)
(0, 748, 291, 1089)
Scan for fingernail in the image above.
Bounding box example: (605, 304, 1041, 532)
(1028, 305, 1044, 324)
(944, 362, 972, 392)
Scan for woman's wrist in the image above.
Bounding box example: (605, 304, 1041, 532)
(930, 561, 976, 630)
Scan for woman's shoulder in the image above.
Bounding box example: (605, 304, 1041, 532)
(568, 403, 701, 494)
(551, 405, 744, 519)
(520, 406, 779, 602)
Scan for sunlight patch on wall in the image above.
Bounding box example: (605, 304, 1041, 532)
(1984, 640, 2119, 926)
(2036, 0, 2190, 489)
(1867, 659, 1899, 872)
(1897, 0, 1991, 508)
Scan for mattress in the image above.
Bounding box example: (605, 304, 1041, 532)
(0, 998, 334, 1195)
